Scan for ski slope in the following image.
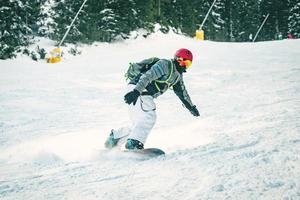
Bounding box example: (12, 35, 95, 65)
(0, 32, 300, 200)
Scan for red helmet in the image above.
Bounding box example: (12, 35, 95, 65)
(174, 48, 193, 62)
(174, 48, 193, 68)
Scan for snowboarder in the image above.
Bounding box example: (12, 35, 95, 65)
(105, 48, 200, 150)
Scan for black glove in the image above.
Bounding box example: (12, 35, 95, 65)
(124, 89, 140, 105)
(189, 105, 200, 117)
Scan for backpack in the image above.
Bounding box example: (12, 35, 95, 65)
(125, 57, 160, 80)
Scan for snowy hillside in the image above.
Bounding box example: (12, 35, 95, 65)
(1, 32, 300, 200)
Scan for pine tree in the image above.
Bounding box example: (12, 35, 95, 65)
(224, 0, 234, 41)
(193, 0, 211, 37)
(4, 0, 299, 60)
(51, 0, 88, 44)
(276, 0, 289, 39)
(107, 0, 138, 40)
(210, 0, 226, 41)
(226, 0, 260, 42)
(39, 0, 57, 37)
(98, 8, 119, 42)
(156, 0, 173, 33)
(23, 0, 47, 36)
(245, 0, 261, 41)
(240, 0, 260, 42)
(0, 0, 30, 59)
(170, 0, 198, 36)
(288, 0, 300, 38)
(193, 0, 226, 41)
(83, 0, 105, 43)
(134, 0, 155, 34)
(259, 0, 289, 41)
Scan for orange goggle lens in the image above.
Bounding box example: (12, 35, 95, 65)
(178, 58, 192, 69)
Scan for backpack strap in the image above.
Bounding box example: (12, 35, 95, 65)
(124, 63, 134, 80)
(154, 59, 174, 92)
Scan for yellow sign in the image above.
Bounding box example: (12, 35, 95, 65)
(196, 30, 204, 40)
(46, 47, 62, 63)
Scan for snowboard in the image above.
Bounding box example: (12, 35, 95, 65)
(123, 148, 165, 159)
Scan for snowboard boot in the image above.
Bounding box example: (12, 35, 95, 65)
(104, 130, 121, 149)
(125, 138, 144, 150)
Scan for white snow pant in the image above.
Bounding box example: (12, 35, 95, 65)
(113, 85, 157, 144)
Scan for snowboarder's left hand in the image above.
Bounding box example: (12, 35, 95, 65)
(124, 89, 140, 105)
(189, 105, 200, 117)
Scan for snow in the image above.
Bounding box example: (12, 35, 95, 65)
(1, 32, 300, 199)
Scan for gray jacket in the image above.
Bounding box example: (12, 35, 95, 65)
(130, 58, 195, 109)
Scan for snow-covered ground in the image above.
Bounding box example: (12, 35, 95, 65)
(0, 32, 300, 200)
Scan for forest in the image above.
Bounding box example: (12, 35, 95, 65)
(0, 0, 299, 59)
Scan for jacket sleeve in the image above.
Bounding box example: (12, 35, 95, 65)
(173, 77, 194, 110)
(134, 59, 169, 93)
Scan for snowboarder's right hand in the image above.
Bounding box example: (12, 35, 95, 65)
(124, 89, 140, 105)
(189, 105, 200, 117)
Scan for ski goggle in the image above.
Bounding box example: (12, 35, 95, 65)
(177, 57, 192, 69)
